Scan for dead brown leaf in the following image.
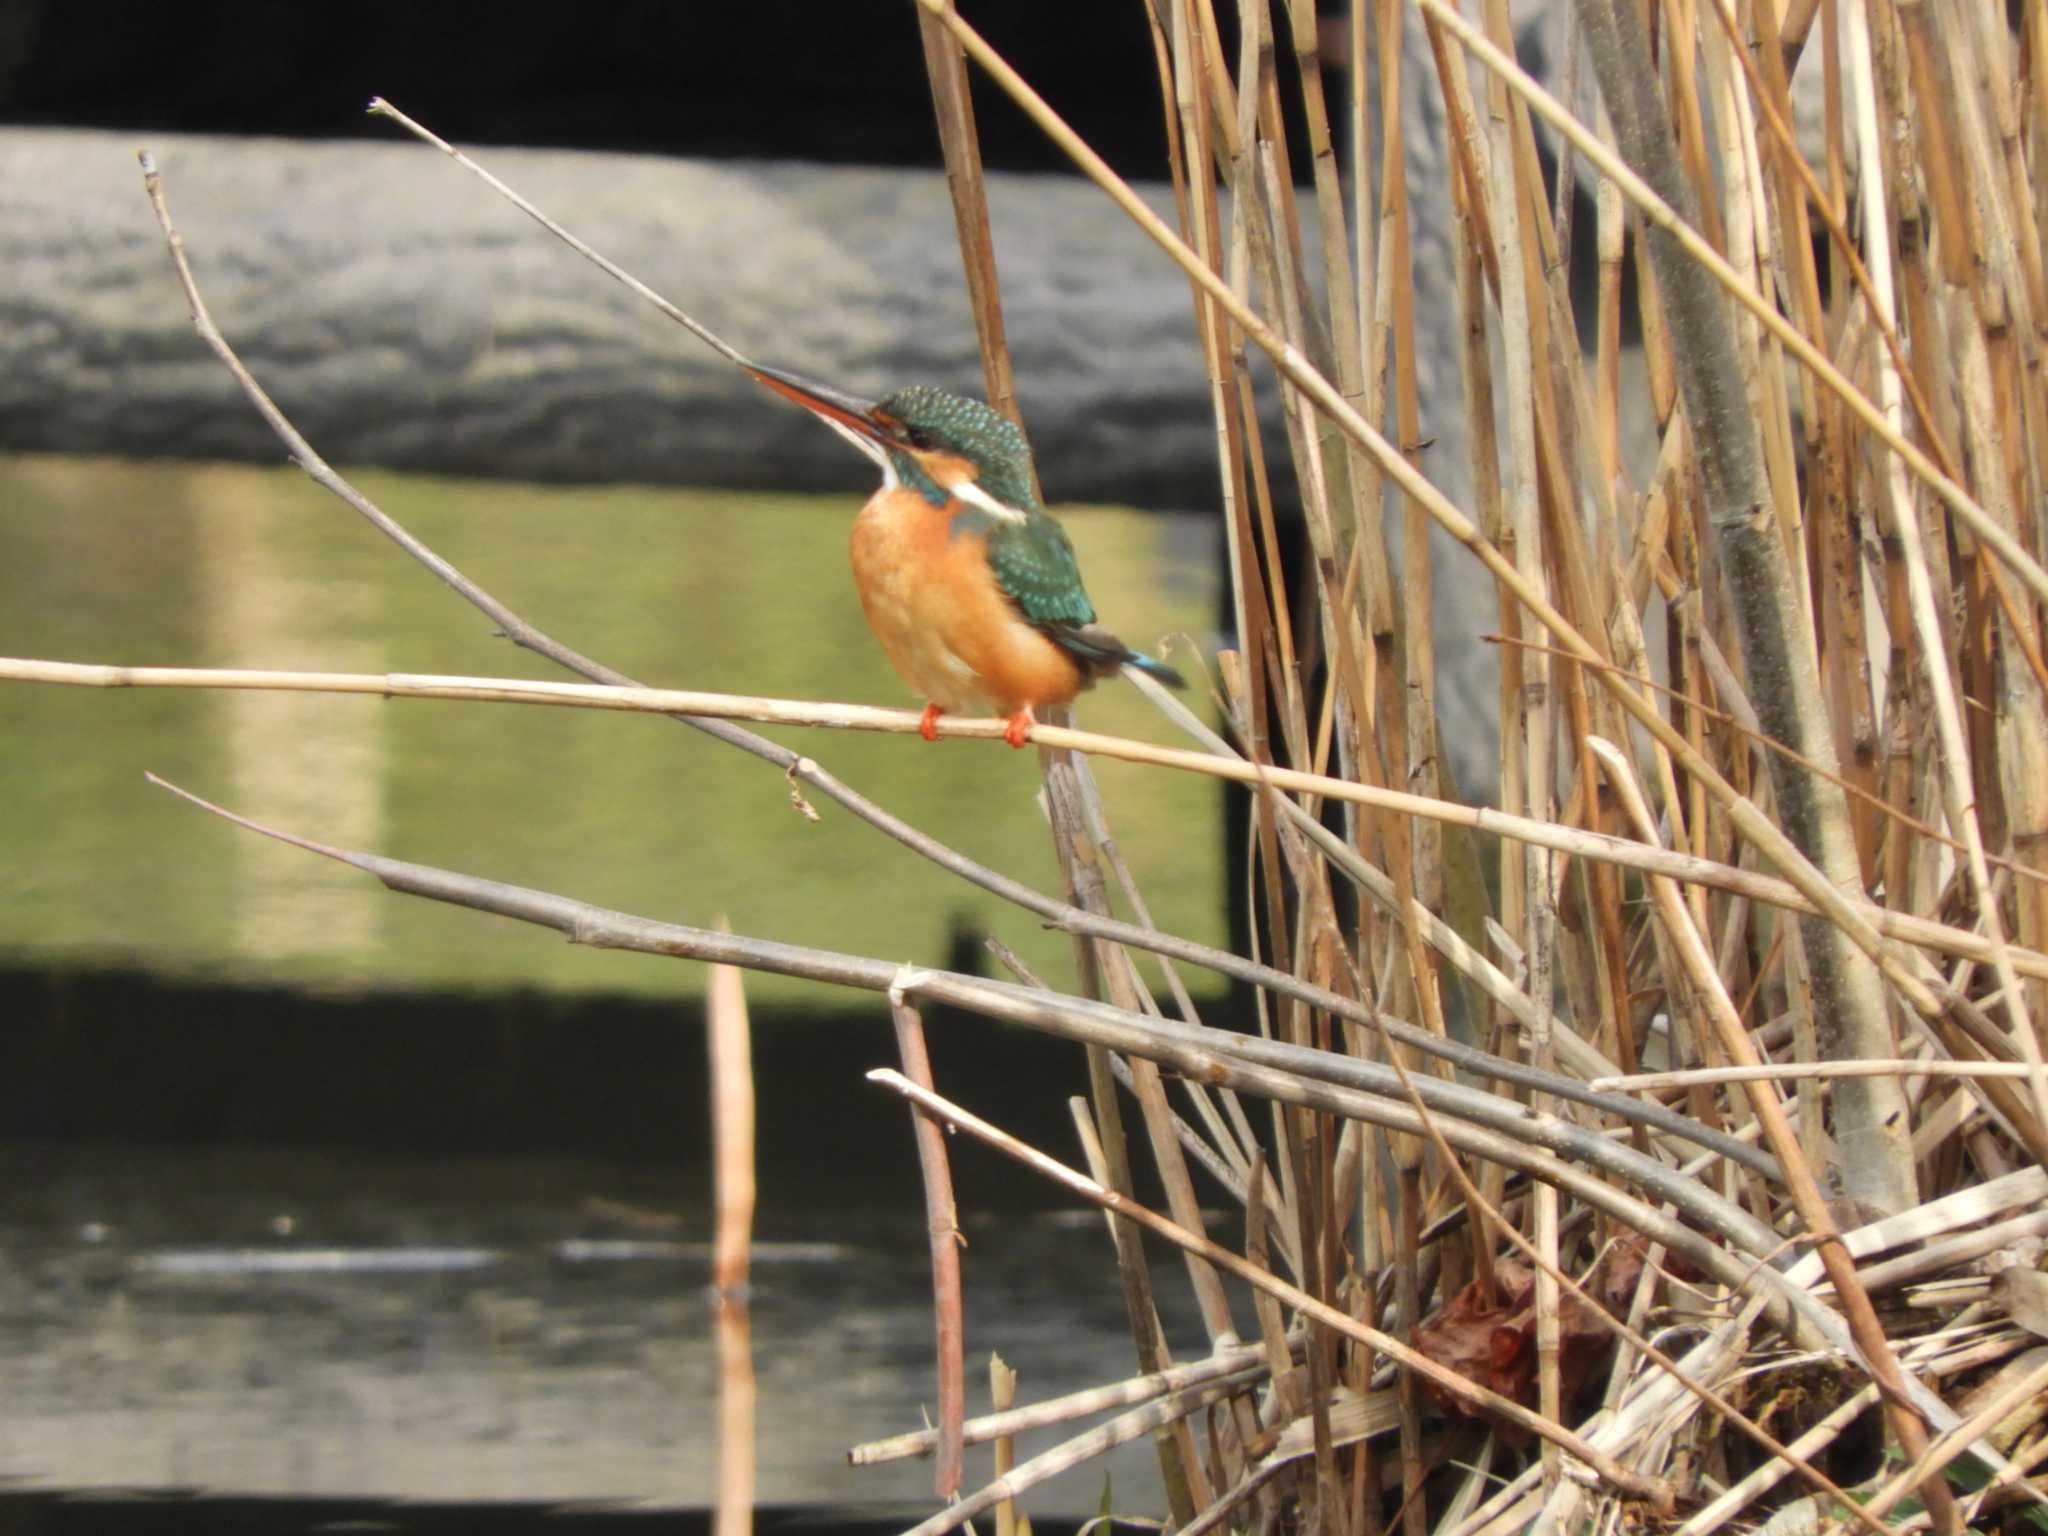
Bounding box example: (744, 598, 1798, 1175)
(1411, 1258, 1620, 1435)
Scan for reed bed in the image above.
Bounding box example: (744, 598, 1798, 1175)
(21, 0, 2045, 1532)
(886, 2, 2048, 1532)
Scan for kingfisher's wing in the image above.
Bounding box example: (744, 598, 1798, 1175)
(985, 512, 1183, 687)
(986, 512, 1097, 630)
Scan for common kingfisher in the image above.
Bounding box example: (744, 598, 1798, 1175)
(746, 364, 1185, 748)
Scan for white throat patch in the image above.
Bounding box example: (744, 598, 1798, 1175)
(821, 419, 897, 488)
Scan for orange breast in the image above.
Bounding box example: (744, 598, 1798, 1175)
(848, 489, 1086, 717)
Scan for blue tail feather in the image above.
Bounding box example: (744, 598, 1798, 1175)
(1125, 650, 1186, 689)
(1046, 621, 1187, 689)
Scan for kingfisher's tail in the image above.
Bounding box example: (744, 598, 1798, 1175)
(1123, 650, 1187, 689)
(1052, 622, 1187, 689)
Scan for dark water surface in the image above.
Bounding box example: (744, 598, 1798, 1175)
(0, 1142, 1218, 1516)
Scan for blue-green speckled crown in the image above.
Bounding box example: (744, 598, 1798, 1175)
(879, 386, 1041, 511)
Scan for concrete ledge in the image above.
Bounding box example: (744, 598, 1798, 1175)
(2, 128, 1251, 508)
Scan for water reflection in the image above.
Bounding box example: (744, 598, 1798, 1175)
(194, 470, 391, 962)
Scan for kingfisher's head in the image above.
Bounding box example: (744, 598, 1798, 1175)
(747, 365, 1040, 516)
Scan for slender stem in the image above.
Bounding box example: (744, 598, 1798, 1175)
(889, 994, 965, 1499)
(1592, 1060, 2044, 1092)
(848, 1348, 1276, 1465)
(364, 100, 756, 372)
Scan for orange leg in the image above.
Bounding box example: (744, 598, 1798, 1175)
(1002, 708, 1034, 749)
(918, 702, 944, 742)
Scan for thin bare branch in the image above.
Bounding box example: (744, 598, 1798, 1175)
(23, 656, 2044, 987)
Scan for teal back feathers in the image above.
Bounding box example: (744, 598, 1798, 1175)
(987, 514, 1096, 628)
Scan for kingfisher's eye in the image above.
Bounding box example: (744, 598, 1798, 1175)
(904, 426, 937, 451)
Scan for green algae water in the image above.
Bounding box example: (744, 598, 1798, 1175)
(0, 454, 1226, 1003)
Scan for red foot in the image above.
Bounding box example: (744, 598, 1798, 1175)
(1002, 710, 1034, 749)
(918, 702, 944, 742)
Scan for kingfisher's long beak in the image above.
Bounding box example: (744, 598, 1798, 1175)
(746, 363, 893, 470)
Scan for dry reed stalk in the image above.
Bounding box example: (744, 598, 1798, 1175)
(990, 1353, 1018, 1536)
(707, 937, 756, 1536)
(1234, 14, 1371, 1517)
(1066, 1099, 1210, 1523)
(889, 994, 964, 1498)
(712, 1295, 755, 1536)
(1468, 0, 1568, 1487)
(912, 1, 1025, 455)
(1151, 17, 1323, 1348)
(848, 1345, 1273, 1465)
(707, 933, 756, 1299)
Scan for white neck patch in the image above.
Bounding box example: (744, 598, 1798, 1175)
(950, 477, 1029, 525)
